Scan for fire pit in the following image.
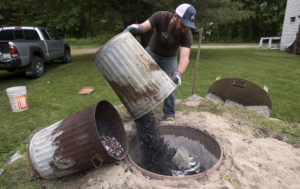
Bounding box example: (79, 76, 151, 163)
(128, 125, 223, 180)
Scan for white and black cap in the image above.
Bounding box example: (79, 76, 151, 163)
(175, 3, 196, 29)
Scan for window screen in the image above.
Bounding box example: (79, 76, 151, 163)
(24, 30, 40, 40)
(0, 30, 14, 40)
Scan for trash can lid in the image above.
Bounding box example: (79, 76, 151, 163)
(208, 78, 272, 109)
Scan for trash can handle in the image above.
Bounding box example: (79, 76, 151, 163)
(91, 153, 105, 168)
(233, 80, 246, 88)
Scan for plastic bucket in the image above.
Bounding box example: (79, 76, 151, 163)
(27, 100, 127, 179)
(6, 86, 29, 112)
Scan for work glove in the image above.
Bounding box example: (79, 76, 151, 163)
(124, 24, 143, 35)
(172, 71, 182, 91)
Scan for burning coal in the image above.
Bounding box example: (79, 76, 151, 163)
(134, 112, 206, 176)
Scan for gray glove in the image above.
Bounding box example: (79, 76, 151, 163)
(124, 24, 143, 34)
(172, 71, 182, 91)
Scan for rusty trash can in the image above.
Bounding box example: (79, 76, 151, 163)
(94, 32, 176, 119)
(27, 100, 127, 179)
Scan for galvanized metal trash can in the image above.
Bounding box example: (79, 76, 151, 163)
(94, 32, 176, 119)
(27, 100, 127, 179)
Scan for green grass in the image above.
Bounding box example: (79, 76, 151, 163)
(65, 33, 116, 50)
(0, 155, 41, 188)
(66, 38, 101, 50)
(178, 48, 300, 123)
(0, 48, 299, 187)
(196, 42, 258, 46)
(0, 54, 121, 166)
(66, 35, 258, 50)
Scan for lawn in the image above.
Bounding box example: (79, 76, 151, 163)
(0, 48, 299, 186)
(64, 34, 258, 50)
(65, 34, 116, 50)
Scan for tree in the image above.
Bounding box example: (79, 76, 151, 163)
(0, 0, 287, 41)
(230, 0, 286, 42)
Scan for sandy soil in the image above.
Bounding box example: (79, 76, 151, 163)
(43, 98, 300, 189)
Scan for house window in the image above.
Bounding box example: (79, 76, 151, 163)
(290, 17, 296, 22)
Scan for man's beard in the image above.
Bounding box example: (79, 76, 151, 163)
(167, 19, 180, 38)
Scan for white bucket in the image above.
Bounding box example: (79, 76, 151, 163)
(6, 86, 29, 112)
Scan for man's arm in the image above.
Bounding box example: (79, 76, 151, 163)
(140, 20, 152, 33)
(177, 47, 190, 74)
(172, 47, 190, 90)
(124, 20, 152, 34)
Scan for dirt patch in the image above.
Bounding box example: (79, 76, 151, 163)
(41, 99, 300, 189)
(71, 49, 98, 56)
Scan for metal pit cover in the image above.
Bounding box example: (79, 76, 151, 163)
(208, 78, 272, 109)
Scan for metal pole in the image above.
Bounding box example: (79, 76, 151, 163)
(192, 28, 203, 95)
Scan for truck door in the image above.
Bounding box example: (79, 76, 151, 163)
(40, 28, 55, 60)
(46, 29, 64, 58)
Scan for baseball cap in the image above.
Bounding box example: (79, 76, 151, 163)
(175, 4, 196, 29)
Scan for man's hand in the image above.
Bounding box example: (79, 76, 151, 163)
(124, 24, 143, 34)
(172, 71, 182, 91)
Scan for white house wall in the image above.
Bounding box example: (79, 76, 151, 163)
(280, 0, 300, 50)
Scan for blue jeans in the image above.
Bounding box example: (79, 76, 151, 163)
(146, 47, 177, 117)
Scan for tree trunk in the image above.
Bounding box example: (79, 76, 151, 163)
(88, 8, 92, 37)
(80, 13, 87, 38)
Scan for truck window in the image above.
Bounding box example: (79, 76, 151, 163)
(41, 29, 50, 40)
(0, 30, 14, 40)
(24, 30, 40, 40)
(15, 30, 25, 40)
(46, 29, 58, 40)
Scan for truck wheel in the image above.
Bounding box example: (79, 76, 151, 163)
(30, 56, 45, 78)
(62, 48, 71, 64)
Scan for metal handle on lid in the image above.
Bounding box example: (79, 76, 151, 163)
(91, 153, 105, 168)
(233, 80, 246, 88)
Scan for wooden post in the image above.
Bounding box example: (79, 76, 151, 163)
(192, 28, 203, 95)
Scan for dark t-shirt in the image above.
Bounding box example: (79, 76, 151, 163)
(148, 11, 193, 57)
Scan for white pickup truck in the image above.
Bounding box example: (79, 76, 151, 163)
(0, 26, 71, 78)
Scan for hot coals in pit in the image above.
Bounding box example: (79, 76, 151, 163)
(134, 112, 210, 176)
(134, 112, 176, 175)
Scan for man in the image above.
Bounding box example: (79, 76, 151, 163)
(125, 3, 196, 121)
